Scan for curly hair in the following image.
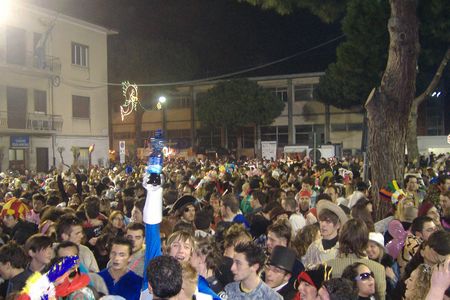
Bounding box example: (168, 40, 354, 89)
(223, 223, 252, 250)
(291, 223, 320, 258)
(321, 278, 358, 300)
(194, 237, 221, 272)
(147, 255, 182, 298)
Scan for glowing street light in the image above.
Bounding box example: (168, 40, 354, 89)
(0, 0, 11, 23)
(158, 96, 167, 104)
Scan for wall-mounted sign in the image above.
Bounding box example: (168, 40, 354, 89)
(10, 136, 30, 148)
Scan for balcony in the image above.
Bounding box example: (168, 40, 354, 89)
(0, 51, 61, 76)
(0, 111, 63, 134)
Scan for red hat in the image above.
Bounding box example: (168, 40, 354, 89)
(299, 189, 312, 198)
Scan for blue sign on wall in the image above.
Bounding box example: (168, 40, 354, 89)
(10, 136, 30, 148)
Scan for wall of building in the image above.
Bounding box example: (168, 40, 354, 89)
(0, 3, 111, 172)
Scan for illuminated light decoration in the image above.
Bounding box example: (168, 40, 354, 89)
(156, 102, 162, 110)
(162, 146, 175, 157)
(120, 81, 139, 121)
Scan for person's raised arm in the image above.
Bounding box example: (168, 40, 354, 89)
(425, 257, 450, 300)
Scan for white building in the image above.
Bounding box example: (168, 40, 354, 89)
(0, 2, 116, 172)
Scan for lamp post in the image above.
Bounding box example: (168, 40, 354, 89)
(158, 96, 167, 134)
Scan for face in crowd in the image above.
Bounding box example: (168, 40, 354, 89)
(126, 229, 145, 253)
(266, 231, 287, 255)
(265, 264, 290, 288)
(181, 204, 196, 223)
(354, 264, 375, 298)
(319, 217, 339, 240)
(62, 225, 84, 245)
(169, 237, 193, 262)
(230, 252, 258, 283)
(109, 243, 131, 272)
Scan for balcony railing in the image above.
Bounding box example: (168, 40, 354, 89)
(0, 111, 63, 132)
(3, 51, 61, 75)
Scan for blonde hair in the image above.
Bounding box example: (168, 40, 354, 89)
(181, 261, 198, 284)
(405, 264, 432, 300)
(165, 230, 195, 255)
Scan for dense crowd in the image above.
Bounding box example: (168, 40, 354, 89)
(0, 153, 449, 300)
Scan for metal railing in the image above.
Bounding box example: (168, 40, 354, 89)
(0, 111, 63, 132)
(3, 51, 61, 74)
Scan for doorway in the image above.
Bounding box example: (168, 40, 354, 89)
(36, 148, 48, 172)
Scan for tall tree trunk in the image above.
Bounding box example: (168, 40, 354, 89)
(255, 124, 261, 158)
(365, 0, 419, 221)
(407, 48, 450, 166)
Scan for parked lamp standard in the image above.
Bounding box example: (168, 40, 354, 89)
(157, 96, 167, 134)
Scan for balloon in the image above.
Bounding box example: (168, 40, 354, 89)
(385, 220, 407, 259)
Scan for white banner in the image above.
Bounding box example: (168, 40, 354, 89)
(119, 140, 126, 154)
(261, 141, 277, 160)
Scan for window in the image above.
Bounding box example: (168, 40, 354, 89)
(295, 84, 316, 101)
(267, 87, 288, 102)
(167, 96, 192, 109)
(9, 149, 25, 161)
(6, 26, 26, 65)
(34, 90, 47, 113)
(330, 123, 363, 132)
(71, 43, 89, 67)
(72, 95, 90, 118)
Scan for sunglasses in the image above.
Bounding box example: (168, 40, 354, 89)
(355, 271, 374, 281)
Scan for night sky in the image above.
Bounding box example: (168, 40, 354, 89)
(28, 0, 342, 81)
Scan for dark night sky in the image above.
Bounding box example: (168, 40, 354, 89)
(28, 0, 342, 81)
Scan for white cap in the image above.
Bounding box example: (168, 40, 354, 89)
(369, 232, 385, 248)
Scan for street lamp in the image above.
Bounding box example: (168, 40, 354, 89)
(157, 96, 167, 135)
(0, 0, 11, 23)
(158, 96, 166, 104)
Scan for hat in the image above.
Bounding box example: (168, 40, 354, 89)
(0, 198, 29, 220)
(297, 264, 333, 289)
(317, 200, 348, 226)
(299, 189, 312, 198)
(369, 232, 385, 248)
(171, 195, 196, 214)
(268, 246, 296, 273)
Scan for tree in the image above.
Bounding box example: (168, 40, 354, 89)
(197, 79, 284, 156)
(245, 0, 449, 219)
(317, 0, 449, 165)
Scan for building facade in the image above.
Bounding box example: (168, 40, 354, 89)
(0, 3, 115, 172)
(111, 73, 365, 159)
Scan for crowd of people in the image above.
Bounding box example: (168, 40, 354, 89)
(0, 152, 449, 300)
